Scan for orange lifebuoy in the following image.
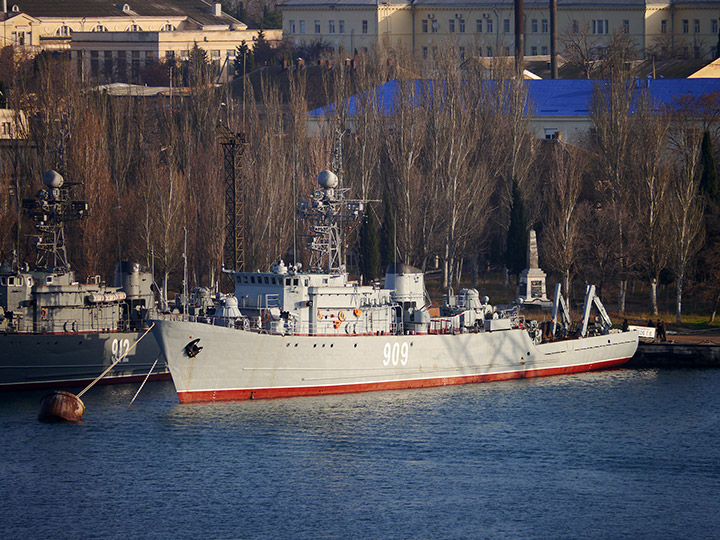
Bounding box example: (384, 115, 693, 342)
(338, 310, 346, 322)
(334, 320, 341, 329)
(262, 311, 270, 323)
(353, 308, 361, 317)
(317, 310, 323, 321)
(40, 307, 47, 320)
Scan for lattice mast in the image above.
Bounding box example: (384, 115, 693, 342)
(21, 170, 88, 271)
(297, 170, 367, 274)
(218, 125, 248, 284)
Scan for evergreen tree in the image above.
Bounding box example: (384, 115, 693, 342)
(380, 193, 396, 270)
(505, 180, 528, 277)
(359, 211, 380, 282)
(234, 41, 255, 77)
(700, 130, 719, 203)
(253, 30, 274, 66)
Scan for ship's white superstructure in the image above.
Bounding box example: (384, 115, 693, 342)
(152, 171, 638, 403)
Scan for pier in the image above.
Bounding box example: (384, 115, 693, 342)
(627, 333, 720, 368)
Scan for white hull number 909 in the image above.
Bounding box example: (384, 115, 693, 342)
(383, 342, 409, 366)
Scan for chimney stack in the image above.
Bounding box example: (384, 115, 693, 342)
(213, 2, 222, 17)
(514, 0, 524, 77)
(550, 0, 558, 79)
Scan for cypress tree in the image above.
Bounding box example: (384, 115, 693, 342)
(380, 193, 396, 271)
(505, 180, 528, 278)
(359, 211, 381, 282)
(700, 131, 719, 203)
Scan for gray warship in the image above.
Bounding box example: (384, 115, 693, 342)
(0, 171, 167, 390)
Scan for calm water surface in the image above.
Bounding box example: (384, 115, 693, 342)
(1, 368, 719, 540)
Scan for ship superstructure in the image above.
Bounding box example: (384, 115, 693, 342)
(152, 171, 638, 403)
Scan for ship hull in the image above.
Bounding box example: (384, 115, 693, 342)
(0, 330, 168, 391)
(153, 321, 639, 403)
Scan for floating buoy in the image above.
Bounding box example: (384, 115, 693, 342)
(38, 391, 85, 423)
(354, 308, 362, 317)
(338, 310, 346, 322)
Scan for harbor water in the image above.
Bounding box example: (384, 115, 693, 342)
(2, 368, 719, 539)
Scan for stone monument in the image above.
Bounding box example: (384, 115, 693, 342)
(518, 229, 549, 305)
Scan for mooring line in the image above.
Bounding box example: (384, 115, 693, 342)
(128, 356, 160, 407)
(77, 323, 155, 398)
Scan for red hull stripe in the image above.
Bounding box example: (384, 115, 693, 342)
(176, 357, 632, 403)
(0, 372, 171, 392)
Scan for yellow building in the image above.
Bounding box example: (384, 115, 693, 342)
(0, 0, 280, 81)
(279, 0, 720, 60)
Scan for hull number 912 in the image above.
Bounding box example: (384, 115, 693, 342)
(383, 342, 409, 366)
(112, 338, 131, 362)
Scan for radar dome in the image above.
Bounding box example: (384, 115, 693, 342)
(317, 170, 338, 189)
(43, 170, 64, 188)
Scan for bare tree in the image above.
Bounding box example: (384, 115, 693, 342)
(537, 141, 586, 301)
(590, 75, 635, 312)
(668, 118, 706, 323)
(628, 91, 672, 315)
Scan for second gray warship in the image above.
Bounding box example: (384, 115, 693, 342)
(0, 171, 167, 390)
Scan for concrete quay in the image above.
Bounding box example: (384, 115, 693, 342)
(627, 333, 720, 368)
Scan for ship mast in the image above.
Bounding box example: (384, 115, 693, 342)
(297, 170, 366, 274)
(21, 170, 87, 272)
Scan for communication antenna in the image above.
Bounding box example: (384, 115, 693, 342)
(21, 170, 88, 271)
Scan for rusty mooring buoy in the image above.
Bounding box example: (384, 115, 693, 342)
(38, 391, 85, 423)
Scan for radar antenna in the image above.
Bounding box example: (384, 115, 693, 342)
(21, 170, 88, 271)
(297, 170, 371, 274)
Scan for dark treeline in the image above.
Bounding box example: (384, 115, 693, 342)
(2, 44, 720, 322)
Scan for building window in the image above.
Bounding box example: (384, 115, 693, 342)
(459, 19, 465, 33)
(299, 20, 305, 34)
(623, 20, 629, 33)
(290, 20, 295, 33)
(459, 46, 465, 60)
(661, 20, 667, 34)
(713, 20, 719, 34)
(531, 46, 537, 55)
(682, 20, 688, 33)
(90, 50, 99, 76)
(127, 24, 142, 31)
(315, 20, 320, 34)
(431, 20, 438, 33)
(56, 25, 71, 36)
(487, 19, 493, 33)
(503, 19, 510, 33)
(165, 50, 175, 60)
(544, 128, 560, 140)
(486, 45, 492, 56)
(161, 23, 176, 31)
(449, 20, 455, 33)
(476, 19, 482, 33)
(422, 46, 428, 59)
(542, 19, 548, 33)
(504, 46, 510, 55)
(541, 46, 548, 55)
(362, 20, 368, 34)
(339, 20, 344, 34)
(592, 20, 609, 35)
(104, 50, 112, 77)
(531, 19, 538, 33)
(93, 25, 108, 32)
(572, 20, 578, 33)
(694, 19, 700, 33)
(422, 20, 428, 33)
(329, 20, 335, 34)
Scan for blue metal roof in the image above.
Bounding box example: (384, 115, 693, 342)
(308, 78, 720, 118)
